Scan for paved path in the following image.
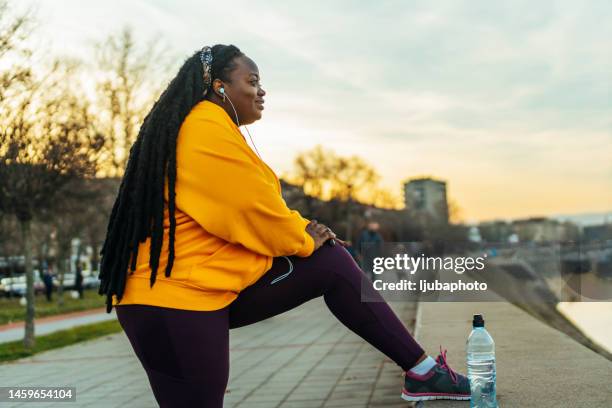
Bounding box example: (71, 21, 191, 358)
(0, 299, 418, 407)
(0, 309, 116, 344)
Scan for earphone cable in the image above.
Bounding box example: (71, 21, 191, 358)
(224, 92, 264, 161)
(243, 125, 263, 161)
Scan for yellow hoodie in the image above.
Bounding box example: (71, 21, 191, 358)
(113, 100, 314, 311)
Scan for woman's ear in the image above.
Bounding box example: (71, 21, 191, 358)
(212, 78, 225, 98)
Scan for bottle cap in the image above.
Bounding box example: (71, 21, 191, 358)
(473, 314, 485, 328)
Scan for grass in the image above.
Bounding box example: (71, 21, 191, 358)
(0, 288, 106, 325)
(0, 319, 122, 363)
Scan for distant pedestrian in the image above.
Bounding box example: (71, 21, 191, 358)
(75, 263, 84, 299)
(356, 221, 384, 277)
(42, 261, 53, 302)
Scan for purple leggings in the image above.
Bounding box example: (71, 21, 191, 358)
(116, 244, 425, 407)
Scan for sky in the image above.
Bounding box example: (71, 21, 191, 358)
(9, 0, 612, 223)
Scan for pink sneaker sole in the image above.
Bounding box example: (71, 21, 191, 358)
(402, 388, 471, 401)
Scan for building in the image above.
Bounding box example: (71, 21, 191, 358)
(582, 224, 612, 243)
(512, 217, 580, 243)
(403, 177, 449, 224)
(478, 220, 514, 243)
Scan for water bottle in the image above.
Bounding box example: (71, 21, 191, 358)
(467, 314, 498, 408)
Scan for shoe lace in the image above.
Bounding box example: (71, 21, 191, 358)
(436, 345, 458, 384)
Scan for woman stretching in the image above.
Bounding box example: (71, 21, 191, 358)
(98, 44, 470, 407)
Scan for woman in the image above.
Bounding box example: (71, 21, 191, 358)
(98, 44, 470, 407)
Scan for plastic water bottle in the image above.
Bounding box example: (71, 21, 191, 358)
(467, 314, 498, 408)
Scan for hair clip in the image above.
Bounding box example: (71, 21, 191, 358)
(199, 46, 213, 96)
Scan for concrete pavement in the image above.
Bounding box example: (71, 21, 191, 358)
(414, 301, 612, 407)
(3, 297, 610, 407)
(0, 299, 418, 408)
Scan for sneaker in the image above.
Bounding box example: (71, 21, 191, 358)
(401, 346, 471, 402)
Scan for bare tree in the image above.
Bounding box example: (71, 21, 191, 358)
(289, 145, 380, 203)
(0, 210, 21, 276)
(0, 1, 33, 104)
(328, 155, 379, 202)
(290, 145, 334, 199)
(447, 198, 463, 224)
(370, 188, 402, 209)
(93, 26, 168, 176)
(0, 55, 103, 347)
(52, 178, 106, 306)
(81, 177, 120, 273)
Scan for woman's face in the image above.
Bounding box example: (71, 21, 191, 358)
(223, 55, 266, 126)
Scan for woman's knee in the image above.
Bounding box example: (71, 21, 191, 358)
(310, 244, 364, 282)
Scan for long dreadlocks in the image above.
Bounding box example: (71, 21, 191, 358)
(98, 44, 244, 313)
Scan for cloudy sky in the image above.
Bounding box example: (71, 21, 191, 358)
(13, 0, 612, 223)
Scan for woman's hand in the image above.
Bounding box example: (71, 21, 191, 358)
(306, 220, 350, 251)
